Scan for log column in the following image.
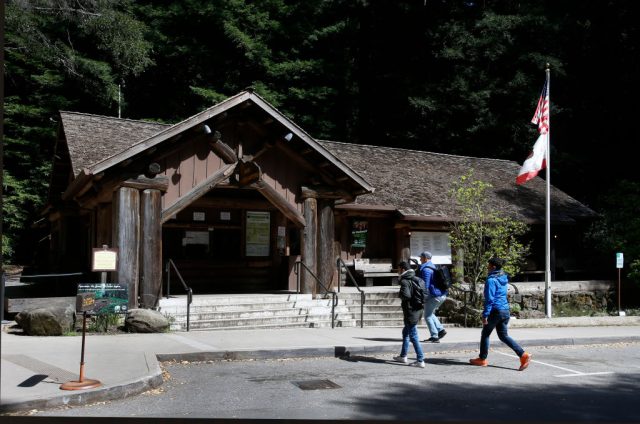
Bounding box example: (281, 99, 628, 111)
(140, 189, 162, 308)
(302, 197, 317, 295)
(114, 175, 168, 309)
(317, 199, 336, 291)
(113, 186, 140, 308)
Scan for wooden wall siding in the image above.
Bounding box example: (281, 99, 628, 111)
(257, 148, 305, 215)
(160, 137, 226, 212)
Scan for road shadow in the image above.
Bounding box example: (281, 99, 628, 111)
(353, 337, 401, 342)
(338, 353, 409, 367)
(425, 357, 471, 367)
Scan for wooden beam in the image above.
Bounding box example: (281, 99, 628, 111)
(209, 139, 238, 164)
(254, 180, 305, 228)
(161, 163, 236, 223)
(122, 175, 169, 192)
(61, 168, 93, 200)
(301, 185, 353, 201)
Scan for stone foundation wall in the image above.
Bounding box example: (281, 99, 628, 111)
(442, 280, 616, 326)
(508, 280, 615, 319)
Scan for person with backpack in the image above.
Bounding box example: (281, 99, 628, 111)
(418, 251, 448, 343)
(393, 261, 426, 368)
(469, 257, 532, 371)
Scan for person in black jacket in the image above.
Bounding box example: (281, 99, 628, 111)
(393, 261, 426, 368)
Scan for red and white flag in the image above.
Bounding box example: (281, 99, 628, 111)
(516, 77, 550, 185)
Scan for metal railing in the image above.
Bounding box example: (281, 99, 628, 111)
(165, 259, 193, 332)
(294, 261, 338, 328)
(336, 258, 366, 328)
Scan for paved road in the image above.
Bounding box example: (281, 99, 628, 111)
(16, 342, 640, 421)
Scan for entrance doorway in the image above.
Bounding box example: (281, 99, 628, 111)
(161, 189, 291, 294)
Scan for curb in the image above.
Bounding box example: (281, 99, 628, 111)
(155, 335, 640, 363)
(0, 353, 163, 414)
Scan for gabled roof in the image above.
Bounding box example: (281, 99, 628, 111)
(58, 91, 374, 198)
(60, 112, 170, 177)
(319, 140, 596, 224)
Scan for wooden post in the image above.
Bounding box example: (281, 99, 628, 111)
(140, 189, 162, 309)
(302, 197, 317, 295)
(113, 186, 140, 309)
(317, 199, 335, 291)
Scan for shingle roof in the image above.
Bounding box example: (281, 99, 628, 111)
(57, 111, 595, 224)
(318, 140, 596, 224)
(60, 111, 170, 177)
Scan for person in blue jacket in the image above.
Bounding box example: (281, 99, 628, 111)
(469, 257, 531, 371)
(418, 251, 447, 343)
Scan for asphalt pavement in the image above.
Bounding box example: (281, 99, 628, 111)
(1, 316, 640, 414)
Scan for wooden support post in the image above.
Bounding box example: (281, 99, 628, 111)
(140, 189, 162, 309)
(317, 199, 335, 291)
(302, 197, 317, 295)
(113, 186, 140, 309)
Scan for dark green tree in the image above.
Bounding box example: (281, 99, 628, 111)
(3, 0, 153, 260)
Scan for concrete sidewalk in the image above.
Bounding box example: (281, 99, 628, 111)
(2, 316, 640, 414)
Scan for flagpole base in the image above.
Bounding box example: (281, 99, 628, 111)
(60, 379, 102, 390)
(545, 288, 552, 318)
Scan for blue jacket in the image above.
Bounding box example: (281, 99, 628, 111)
(482, 269, 510, 318)
(418, 261, 446, 298)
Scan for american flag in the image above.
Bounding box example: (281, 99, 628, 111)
(531, 78, 550, 135)
(516, 75, 550, 185)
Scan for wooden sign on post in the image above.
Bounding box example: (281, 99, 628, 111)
(92, 247, 118, 272)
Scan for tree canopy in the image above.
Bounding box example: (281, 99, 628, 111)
(3, 0, 640, 281)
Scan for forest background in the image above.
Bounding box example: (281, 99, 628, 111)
(2, 0, 640, 284)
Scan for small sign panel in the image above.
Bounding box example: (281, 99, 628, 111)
(220, 211, 231, 221)
(77, 283, 128, 314)
(193, 211, 206, 221)
(616, 252, 624, 269)
(92, 248, 118, 272)
(76, 292, 96, 313)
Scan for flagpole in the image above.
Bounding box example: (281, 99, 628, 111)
(544, 64, 552, 318)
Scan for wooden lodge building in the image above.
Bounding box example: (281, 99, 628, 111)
(42, 90, 597, 309)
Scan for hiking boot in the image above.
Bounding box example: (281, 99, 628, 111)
(425, 337, 440, 343)
(438, 329, 447, 339)
(519, 352, 531, 371)
(393, 355, 408, 364)
(409, 360, 425, 368)
(469, 357, 488, 367)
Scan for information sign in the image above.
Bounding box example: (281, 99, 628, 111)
(410, 231, 452, 265)
(246, 211, 270, 256)
(616, 252, 624, 269)
(92, 248, 118, 272)
(77, 283, 128, 314)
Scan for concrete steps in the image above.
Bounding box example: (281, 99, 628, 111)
(158, 288, 450, 331)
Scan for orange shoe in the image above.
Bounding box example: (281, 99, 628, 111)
(519, 352, 531, 371)
(469, 357, 488, 367)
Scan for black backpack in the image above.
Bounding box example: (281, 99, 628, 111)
(427, 264, 453, 292)
(410, 276, 425, 309)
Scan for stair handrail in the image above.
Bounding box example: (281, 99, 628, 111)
(336, 258, 366, 328)
(294, 261, 337, 329)
(165, 259, 193, 332)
